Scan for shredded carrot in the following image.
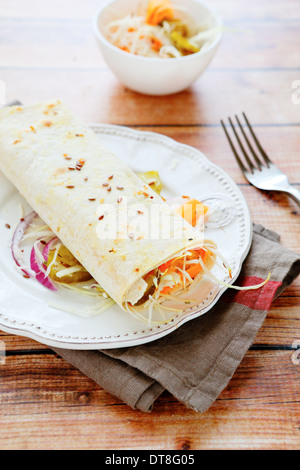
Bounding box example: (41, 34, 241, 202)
(150, 36, 162, 51)
(146, 0, 175, 25)
(184, 249, 206, 279)
(158, 249, 208, 295)
(160, 283, 181, 295)
(185, 264, 202, 279)
(158, 259, 173, 273)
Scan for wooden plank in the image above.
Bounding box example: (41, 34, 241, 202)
(0, 332, 48, 351)
(0, 18, 299, 69)
(237, 185, 300, 251)
(0, 350, 299, 449)
(0, 0, 299, 22)
(0, 0, 101, 19)
(217, 22, 300, 69)
(1, 69, 299, 125)
(257, 309, 300, 345)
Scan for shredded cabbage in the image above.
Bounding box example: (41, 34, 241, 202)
(123, 241, 271, 325)
(55, 265, 87, 279)
(13, 187, 270, 324)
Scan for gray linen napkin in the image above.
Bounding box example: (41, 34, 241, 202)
(53, 225, 300, 413)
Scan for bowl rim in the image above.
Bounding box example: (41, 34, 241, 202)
(93, 0, 223, 63)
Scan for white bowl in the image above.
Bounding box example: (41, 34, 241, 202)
(93, 0, 222, 95)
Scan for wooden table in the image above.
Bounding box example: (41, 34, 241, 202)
(0, 0, 299, 450)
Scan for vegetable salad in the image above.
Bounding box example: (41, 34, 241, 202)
(105, 0, 220, 58)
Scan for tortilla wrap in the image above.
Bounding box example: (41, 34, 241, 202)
(0, 100, 215, 311)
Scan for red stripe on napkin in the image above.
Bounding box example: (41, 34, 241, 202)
(223, 276, 282, 311)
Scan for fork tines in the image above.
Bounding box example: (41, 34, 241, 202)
(221, 113, 271, 174)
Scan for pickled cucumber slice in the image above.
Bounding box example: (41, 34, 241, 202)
(170, 31, 200, 55)
(47, 245, 92, 283)
(138, 171, 162, 195)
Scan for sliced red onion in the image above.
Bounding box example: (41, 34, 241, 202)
(30, 241, 57, 291)
(11, 210, 38, 277)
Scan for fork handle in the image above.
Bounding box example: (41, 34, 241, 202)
(284, 185, 300, 206)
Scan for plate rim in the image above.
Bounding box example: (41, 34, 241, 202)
(0, 123, 253, 349)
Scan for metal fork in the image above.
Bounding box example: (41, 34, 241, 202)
(221, 113, 300, 206)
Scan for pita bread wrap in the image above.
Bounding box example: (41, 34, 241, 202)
(0, 100, 217, 316)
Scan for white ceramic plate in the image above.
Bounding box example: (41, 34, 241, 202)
(0, 125, 252, 349)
